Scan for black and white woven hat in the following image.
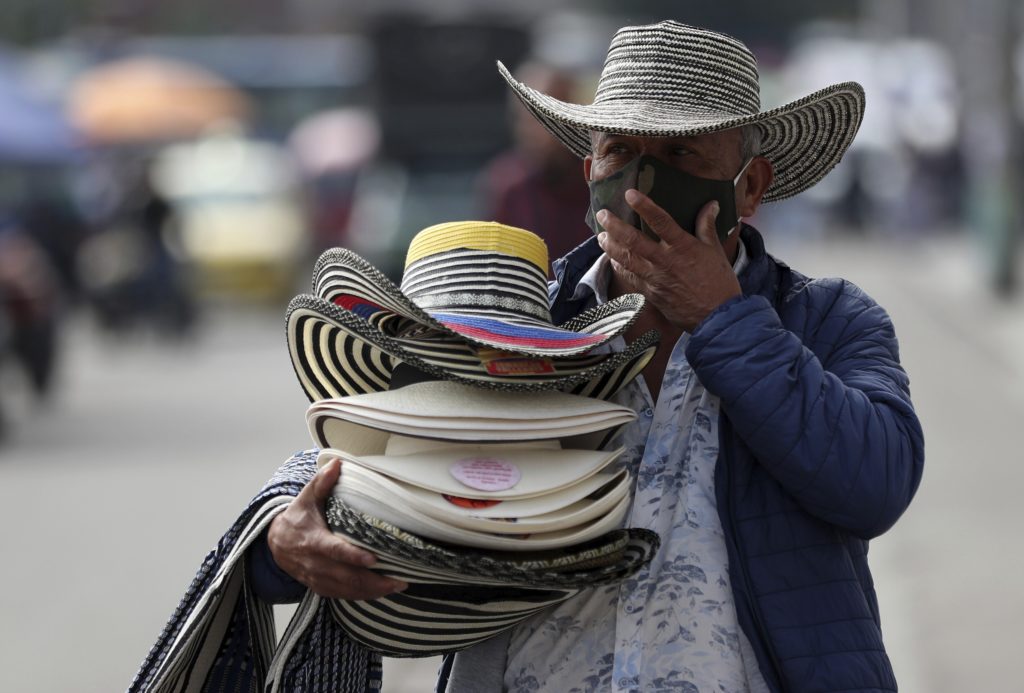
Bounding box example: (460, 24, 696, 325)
(498, 20, 865, 202)
(324, 498, 660, 657)
(287, 294, 658, 398)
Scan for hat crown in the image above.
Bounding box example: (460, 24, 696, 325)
(594, 20, 761, 117)
(400, 221, 553, 323)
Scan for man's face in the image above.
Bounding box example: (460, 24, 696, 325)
(583, 129, 770, 242)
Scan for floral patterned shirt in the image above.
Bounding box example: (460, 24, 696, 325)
(503, 242, 770, 693)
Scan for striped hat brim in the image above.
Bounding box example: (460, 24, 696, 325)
(497, 63, 864, 204)
(327, 499, 658, 589)
(328, 582, 574, 657)
(313, 246, 646, 357)
(324, 499, 660, 657)
(286, 294, 658, 399)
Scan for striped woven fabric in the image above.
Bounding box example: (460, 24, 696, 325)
(498, 20, 865, 203)
(330, 505, 654, 585)
(127, 451, 380, 693)
(312, 222, 646, 357)
(286, 294, 658, 399)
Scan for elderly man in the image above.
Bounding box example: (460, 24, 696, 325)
(458, 20, 924, 693)
(130, 20, 924, 693)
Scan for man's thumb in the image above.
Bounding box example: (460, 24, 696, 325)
(309, 457, 341, 504)
(696, 200, 720, 245)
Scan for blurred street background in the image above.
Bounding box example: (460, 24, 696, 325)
(0, 0, 1021, 691)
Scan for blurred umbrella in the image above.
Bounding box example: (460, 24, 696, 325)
(68, 56, 250, 144)
(287, 107, 381, 178)
(0, 55, 81, 163)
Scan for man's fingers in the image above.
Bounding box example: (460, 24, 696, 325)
(596, 206, 659, 250)
(312, 567, 408, 601)
(625, 188, 686, 243)
(310, 535, 408, 599)
(596, 210, 655, 277)
(338, 570, 408, 600)
(325, 533, 378, 568)
(291, 533, 408, 599)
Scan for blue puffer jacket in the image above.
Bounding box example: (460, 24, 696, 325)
(549, 226, 925, 693)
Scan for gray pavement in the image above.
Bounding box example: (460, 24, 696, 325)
(0, 232, 1021, 692)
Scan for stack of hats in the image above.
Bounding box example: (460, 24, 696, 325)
(310, 379, 636, 551)
(285, 221, 661, 657)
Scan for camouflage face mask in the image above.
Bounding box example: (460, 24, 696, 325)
(585, 155, 751, 243)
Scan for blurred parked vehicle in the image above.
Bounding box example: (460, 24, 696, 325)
(150, 127, 308, 300)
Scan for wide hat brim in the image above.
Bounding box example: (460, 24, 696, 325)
(498, 61, 865, 203)
(286, 294, 658, 399)
(324, 498, 659, 657)
(339, 477, 631, 551)
(314, 246, 646, 357)
(337, 461, 632, 535)
(328, 580, 573, 658)
(306, 379, 637, 454)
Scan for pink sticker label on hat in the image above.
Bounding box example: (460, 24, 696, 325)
(450, 457, 521, 492)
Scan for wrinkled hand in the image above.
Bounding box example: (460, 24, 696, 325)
(267, 458, 408, 599)
(596, 189, 741, 332)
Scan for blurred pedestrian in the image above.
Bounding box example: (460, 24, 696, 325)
(478, 61, 592, 272)
(0, 217, 61, 428)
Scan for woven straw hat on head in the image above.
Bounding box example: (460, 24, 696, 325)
(498, 20, 865, 202)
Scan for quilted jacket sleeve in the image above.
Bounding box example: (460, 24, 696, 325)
(686, 282, 924, 539)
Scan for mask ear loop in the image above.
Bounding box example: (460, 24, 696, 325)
(727, 157, 755, 237)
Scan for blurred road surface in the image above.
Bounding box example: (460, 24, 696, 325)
(0, 232, 1021, 692)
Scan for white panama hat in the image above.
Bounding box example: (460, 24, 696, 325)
(306, 379, 637, 454)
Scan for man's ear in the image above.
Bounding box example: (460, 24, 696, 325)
(738, 156, 774, 218)
(583, 155, 593, 182)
